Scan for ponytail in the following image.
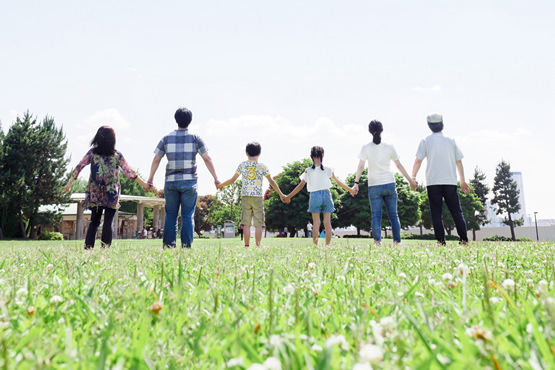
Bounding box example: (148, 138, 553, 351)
(368, 120, 383, 145)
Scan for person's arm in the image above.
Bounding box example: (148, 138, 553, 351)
(119, 154, 150, 191)
(332, 173, 356, 196)
(412, 158, 423, 180)
(147, 155, 162, 187)
(200, 152, 220, 188)
(456, 160, 470, 193)
(284, 179, 307, 202)
(218, 173, 240, 190)
(65, 152, 91, 192)
(394, 159, 418, 190)
(352, 159, 365, 194)
(265, 175, 285, 200)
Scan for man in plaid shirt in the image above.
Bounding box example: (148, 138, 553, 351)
(147, 107, 220, 248)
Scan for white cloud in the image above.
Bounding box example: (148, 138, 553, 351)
(85, 108, 131, 130)
(412, 85, 441, 93)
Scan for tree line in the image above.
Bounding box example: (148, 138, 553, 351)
(0, 112, 523, 240)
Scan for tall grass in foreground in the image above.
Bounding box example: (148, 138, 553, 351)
(0, 239, 553, 369)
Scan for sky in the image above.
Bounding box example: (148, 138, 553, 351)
(1, 1, 554, 220)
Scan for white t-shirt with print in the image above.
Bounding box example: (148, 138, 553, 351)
(236, 160, 270, 197)
(300, 166, 333, 192)
(415, 132, 464, 186)
(358, 142, 399, 186)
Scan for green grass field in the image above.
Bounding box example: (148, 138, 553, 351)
(0, 238, 553, 369)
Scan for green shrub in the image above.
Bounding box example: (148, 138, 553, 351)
(38, 231, 64, 241)
(483, 235, 533, 242)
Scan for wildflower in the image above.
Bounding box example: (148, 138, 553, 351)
(398, 272, 407, 279)
(466, 325, 492, 342)
(311, 344, 323, 352)
(442, 273, 453, 282)
(501, 279, 515, 293)
(50, 295, 63, 304)
(269, 335, 282, 347)
(308, 262, 316, 270)
(149, 301, 163, 315)
(26, 306, 36, 316)
(325, 334, 348, 350)
(283, 284, 295, 295)
(353, 363, 373, 370)
(457, 263, 470, 275)
(489, 297, 501, 305)
(359, 343, 384, 364)
(247, 364, 266, 370)
(263, 357, 281, 370)
(226, 358, 244, 367)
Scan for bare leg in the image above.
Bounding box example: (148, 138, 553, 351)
(323, 212, 332, 246)
(311, 213, 320, 246)
(255, 226, 263, 247)
(243, 225, 251, 247)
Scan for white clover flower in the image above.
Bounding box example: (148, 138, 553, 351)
(538, 279, 548, 291)
(325, 334, 348, 349)
(498, 262, 505, 269)
(359, 343, 384, 364)
(263, 357, 281, 370)
(46, 264, 54, 270)
(247, 364, 266, 370)
(398, 272, 407, 279)
(50, 295, 63, 304)
(466, 325, 492, 342)
(442, 273, 453, 282)
(489, 297, 501, 305)
(283, 284, 295, 295)
(353, 363, 373, 370)
(501, 279, 515, 293)
(457, 263, 470, 275)
(380, 316, 395, 331)
(16, 288, 28, 296)
(226, 357, 244, 367)
(308, 262, 316, 270)
(269, 335, 282, 347)
(415, 291, 424, 298)
(311, 343, 323, 352)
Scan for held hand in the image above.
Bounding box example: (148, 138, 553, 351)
(461, 181, 471, 194)
(409, 179, 418, 190)
(353, 183, 359, 194)
(214, 180, 221, 189)
(282, 195, 291, 204)
(348, 187, 357, 197)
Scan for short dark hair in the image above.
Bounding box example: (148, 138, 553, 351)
(90, 126, 116, 156)
(246, 142, 261, 156)
(428, 122, 444, 133)
(174, 107, 193, 128)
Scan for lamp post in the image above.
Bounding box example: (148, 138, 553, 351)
(534, 212, 539, 241)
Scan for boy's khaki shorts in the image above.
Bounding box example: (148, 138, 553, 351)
(241, 196, 265, 227)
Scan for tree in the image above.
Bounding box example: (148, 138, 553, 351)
(2, 112, 70, 239)
(216, 180, 242, 225)
(469, 167, 490, 240)
(265, 159, 344, 236)
(194, 194, 215, 236)
(394, 173, 421, 229)
(0, 123, 4, 239)
(337, 169, 371, 235)
(491, 160, 521, 241)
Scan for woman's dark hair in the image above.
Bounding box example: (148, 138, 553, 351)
(368, 120, 383, 145)
(310, 146, 325, 170)
(174, 107, 193, 128)
(90, 126, 116, 156)
(246, 142, 261, 156)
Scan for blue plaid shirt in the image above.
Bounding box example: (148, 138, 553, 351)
(154, 129, 207, 182)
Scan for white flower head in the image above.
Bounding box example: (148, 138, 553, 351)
(457, 263, 470, 275)
(489, 297, 501, 305)
(325, 334, 348, 350)
(50, 295, 63, 304)
(353, 363, 373, 370)
(501, 279, 515, 293)
(263, 357, 282, 370)
(308, 262, 316, 270)
(226, 357, 244, 367)
(283, 284, 295, 295)
(442, 273, 453, 282)
(359, 343, 384, 364)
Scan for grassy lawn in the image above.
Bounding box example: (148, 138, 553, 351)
(0, 238, 553, 369)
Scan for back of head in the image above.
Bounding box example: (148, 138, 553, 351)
(310, 146, 325, 170)
(427, 112, 444, 133)
(174, 107, 193, 128)
(246, 142, 261, 157)
(91, 126, 116, 156)
(368, 120, 383, 144)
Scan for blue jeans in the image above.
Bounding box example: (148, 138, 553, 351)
(368, 182, 401, 242)
(163, 180, 198, 248)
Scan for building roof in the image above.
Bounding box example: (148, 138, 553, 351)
(70, 193, 165, 207)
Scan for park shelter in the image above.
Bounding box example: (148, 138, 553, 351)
(40, 193, 166, 240)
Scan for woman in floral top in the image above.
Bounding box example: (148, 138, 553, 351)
(65, 126, 147, 249)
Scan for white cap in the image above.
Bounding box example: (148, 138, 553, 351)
(427, 113, 443, 123)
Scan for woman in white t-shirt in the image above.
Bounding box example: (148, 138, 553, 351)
(285, 146, 356, 247)
(353, 121, 417, 246)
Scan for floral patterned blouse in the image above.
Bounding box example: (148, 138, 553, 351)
(72, 150, 137, 209)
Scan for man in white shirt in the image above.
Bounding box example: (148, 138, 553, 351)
(412, 113, 470, 245)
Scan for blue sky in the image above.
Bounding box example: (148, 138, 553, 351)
(1, 1, 554, 219)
